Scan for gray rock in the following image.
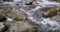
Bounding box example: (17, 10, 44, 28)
(0, 22, 4, 31)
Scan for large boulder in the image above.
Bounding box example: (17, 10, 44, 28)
(0, 6, 27, 21)
(6, 21, 35, 32)
(40, 7, 60, 18)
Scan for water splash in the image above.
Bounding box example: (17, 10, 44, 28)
(33, 0, 60, 7)
(6, 17, 13, 22)
(20, 6, 60, 31)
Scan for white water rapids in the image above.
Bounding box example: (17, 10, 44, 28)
(20, 0, 60, 31)
(2, 0, 60, 31)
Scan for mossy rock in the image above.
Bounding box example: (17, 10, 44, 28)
(0, 15, 6, 22)
(0, 22, 10, 32)
(0, 24, 9, 32)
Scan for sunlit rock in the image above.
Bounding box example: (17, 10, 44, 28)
(6, 21, 34, 32)
(6, 10, 27, 21)
(0, 5, 27, 21)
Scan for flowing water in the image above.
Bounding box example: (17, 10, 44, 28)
(2, 0, 60, 32)
(20, 0, 60, 31)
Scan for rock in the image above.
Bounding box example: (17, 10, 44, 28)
(0, 23, 9, 32)
(6, 21, 34, 32)
(40, 7, 60, 18)
(24, 0, 34, 3)
(25, 0, 34, 5)
(51, 0, 60, 2)
(0, 22, 4, 31)
(14, 0, 34, 5)
(0, 15, 6, 22)
(6, 10, 27, 21)
(0, 6, 12, 22)
(0, 6, 26, 21)
(0, 22, 9, 32)
(52, 15, 60, 22)
(0, 5, 12, 15)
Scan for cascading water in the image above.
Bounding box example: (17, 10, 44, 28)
(19, 0, 60, 32)
(20, 6, 60, 32)
(2, 0, 60, 32)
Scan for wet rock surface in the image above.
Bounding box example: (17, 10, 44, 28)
(6, 10, 27, 21)
(40, 7, 60, 18)
(0, 5, 59, 32)
(0, 5, 35, 32)
(52, 15, 60, 22)
(0, 5, 27, 21)
(6, 21, 34, 32)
